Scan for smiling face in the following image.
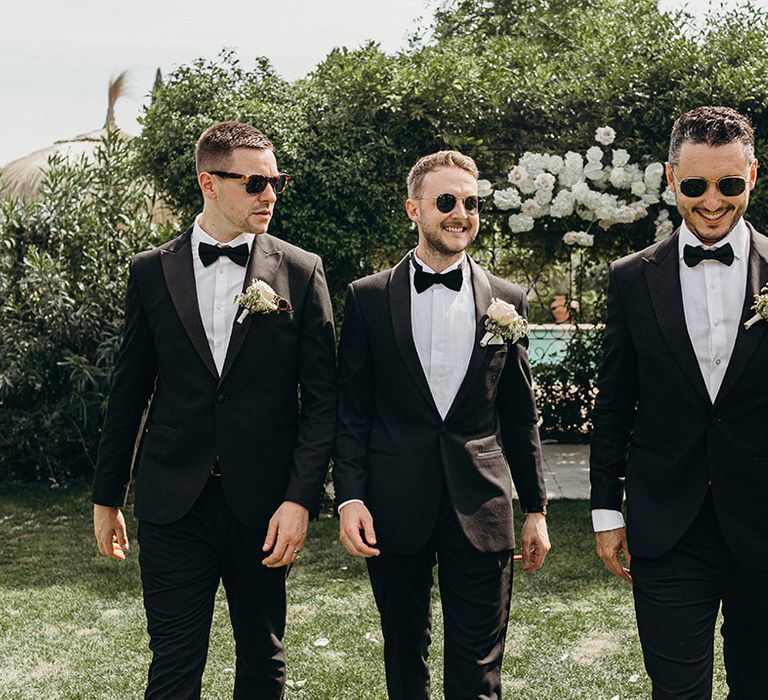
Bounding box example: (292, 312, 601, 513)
(406, 166, 480, 270)
(666, 140, 758, 245)
(198, 146, 279, 242)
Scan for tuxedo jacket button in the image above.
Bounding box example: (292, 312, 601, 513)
(440, 425, 447, 435)
(217, 394, 227, 403)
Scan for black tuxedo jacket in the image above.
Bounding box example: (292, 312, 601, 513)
(590, 224, 768, 569)
(333, 255, 547, 555)
(92, 227, 337, 529)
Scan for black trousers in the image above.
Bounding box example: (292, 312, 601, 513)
(631, 490, 768, 700)
(366, 487, 514, 700)
(137, 476, 288, 700)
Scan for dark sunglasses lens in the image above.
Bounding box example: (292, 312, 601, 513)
(272, 175, 289, 194)
(680, 178, 707, 198)
(465, 196, 484, 212)
(245, 175, 268, 194)
(435, 193, 457, 213)
(718, 177, 746, 196)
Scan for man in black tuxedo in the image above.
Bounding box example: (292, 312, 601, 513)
(590, 106, 768, 698)
(334, 150, 550, 699)
(92, 121, 336, 699)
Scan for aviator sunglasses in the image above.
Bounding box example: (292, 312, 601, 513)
(677, 175, 747, 198)
(210, 171, 291, 195)
(419, 193, 485, 214)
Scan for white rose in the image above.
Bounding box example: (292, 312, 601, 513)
(571, 182, 591, 203)
(615, 206, 635, 224)
(577, 232, 595, 246)
(655, 220, 674, 241)
(612, 149, 630, 167)
(595, 125, 617, 146)
(477, 179, 493, 197)
(558, 166, 583, 188)
(645, 162, 664, 179)
(521, 198, 543, 217)
(586, 146, 604, 163)
(629, 201, 648, 220)
(562, 231, 581, 245)
(518, 177, 537, 195)
(548, 155, 565, 174)
(662, 188, 677, 205)
(655, 209, 670, 223)
(609, 167, 632, 189)
(564, 151, 584, 168)
(631, 180, 647, 196)
(519, 152, 548, 178)
(642, 193, 660, 205)
(577, 207, 597, 222)
(508, 213, 535, 233)
(535, 188, 553, 205)
(534, 172, 556, 191)
(584, 161, 604, 180)
(493, 187, 522, 211)
(508, 165, 528, 185)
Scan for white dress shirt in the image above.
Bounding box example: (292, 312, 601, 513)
(592, 219, 750, 532)
(338, 252, 476, 512)
(410, 252, 476, 419)
(191, 217, 254, 375)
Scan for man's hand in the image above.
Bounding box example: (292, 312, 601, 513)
(94, 504, 129, 560)
(520, 512, 550, 572)
(262, 501, 309, 568)
(339, 502, 380, 557)
(595, 526, 632, 585)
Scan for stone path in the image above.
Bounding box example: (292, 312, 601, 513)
(519, 442, 590, 500)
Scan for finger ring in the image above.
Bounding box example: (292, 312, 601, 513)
(293, 549, 300, 554)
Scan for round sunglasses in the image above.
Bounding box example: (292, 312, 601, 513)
(419, 193, 485, 214)
(210, 171, 291, 195)
(678, 176, 747, 198)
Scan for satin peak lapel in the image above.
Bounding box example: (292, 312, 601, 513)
(445, 257, 492, 421)
(160, 228, 218, 379)
(643, 232, 710, 405)
(388, 256, 439, 415)
(219, 234, 284, 385)
(714, 227, 768, 405)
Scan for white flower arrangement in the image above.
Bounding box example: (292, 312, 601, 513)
(480, 298, 529, 347)
(744, 285, 768, 329)
(487, 125, 677, 245)
(234, 279, 291, 324)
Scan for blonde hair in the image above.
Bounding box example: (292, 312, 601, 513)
(407, 150, 479, 198)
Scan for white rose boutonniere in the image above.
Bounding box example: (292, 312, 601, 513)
(234, 279, 291, 324)
(744, 284, 768, 329)
(480, 298, 529, 347)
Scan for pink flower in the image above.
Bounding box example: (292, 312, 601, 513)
(595, 126, 617, 146)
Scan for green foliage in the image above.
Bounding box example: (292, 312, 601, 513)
(533, 326, 604, 443)
(0, 131, 169, 482)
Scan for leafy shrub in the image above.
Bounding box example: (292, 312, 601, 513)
(0, 131, 171, 482)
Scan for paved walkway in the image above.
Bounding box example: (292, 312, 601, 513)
(539, 443, 590, 499)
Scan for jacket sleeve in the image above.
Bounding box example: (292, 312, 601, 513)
(283, 256, 338, 516)
(332, 284, 375, 504)
(589, 262, 639, 511)
(497, 292, 548, 512)
(92, 257, 158, 506)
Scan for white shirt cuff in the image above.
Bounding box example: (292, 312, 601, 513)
(592, 509, 625, 532)
(338, 499, 364, 513)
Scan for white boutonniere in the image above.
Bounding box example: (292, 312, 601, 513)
(480, 298, 528, 347)
(234, 279, 291, 324)
(744, 284, 768, 329)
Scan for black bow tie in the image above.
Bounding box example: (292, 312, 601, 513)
(413, 260, 463, 293)
(683, 242, 734, 268)
(198, 242, 250, 267)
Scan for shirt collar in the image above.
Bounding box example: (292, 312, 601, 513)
(192, 215, 255, 252)
(411, 250, 468, 277)
(678, 217, 749, 261)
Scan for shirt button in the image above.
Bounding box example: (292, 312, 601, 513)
(715, 358, 721, 365)
(713, 321, 720, 327)
(218, 268, 225, 275)
(216, 304, 223, 310)
(709, 282, 716, 289)
(215, 341, 223, 348)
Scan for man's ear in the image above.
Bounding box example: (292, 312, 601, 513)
(664, 163, 676, 194)
(199, 172, 216, 200)
(405, 198, 420, 223)
(749, 158, 759, 190)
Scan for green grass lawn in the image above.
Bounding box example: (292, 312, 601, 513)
(0, 484, 728, 699)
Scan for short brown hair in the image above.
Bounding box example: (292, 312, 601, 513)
(195, 121, 273, 174)
(407, 150, 479, 198)
(668, 106, 755, 166)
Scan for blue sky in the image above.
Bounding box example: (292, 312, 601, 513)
(0, 0, 755, 165)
